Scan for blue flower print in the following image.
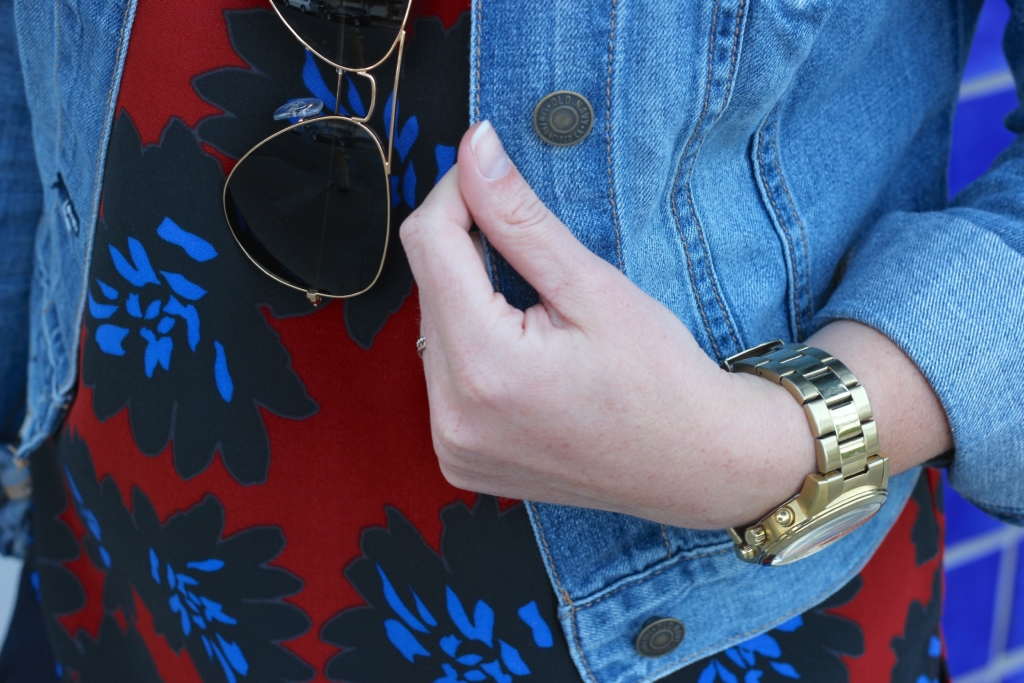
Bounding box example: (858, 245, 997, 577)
(149, 549, 250, 683)
(374, 562, 548, 682)
(84, 113, 316, 484)
(323, 497, 580, 682)
(697, 617, 803, 683)
(90, 218, 233, 394)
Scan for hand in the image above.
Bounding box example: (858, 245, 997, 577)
(402, 122, 952, 529)
(401, 121, 823, 529)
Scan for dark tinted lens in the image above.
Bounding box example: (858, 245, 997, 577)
(225, 118, 389, 297)
(274, 0, 409, 69)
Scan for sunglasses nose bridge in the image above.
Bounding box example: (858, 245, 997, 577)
(337, 69, 378, 123)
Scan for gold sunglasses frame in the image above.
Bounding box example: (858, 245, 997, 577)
(222, 0, 413, 305)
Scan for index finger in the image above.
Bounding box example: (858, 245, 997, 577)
(399, 165, 499, 344)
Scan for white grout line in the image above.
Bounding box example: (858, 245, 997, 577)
(990, 538, 1020, 671)
(952, 646, 1024, 683)
(959, 69, 1016, 101)
(945, 526, 1024, 570)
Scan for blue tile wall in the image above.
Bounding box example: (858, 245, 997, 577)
(942, 4, 1024, 683)
(946, 549, 1002, 676)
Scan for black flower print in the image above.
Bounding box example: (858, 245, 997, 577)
(33, 430, 315, 683)
(667, 578, 864, 683)
(84, 112, 317, 485)
(891, 568, 945, 683)
(322, 497, 580, 682)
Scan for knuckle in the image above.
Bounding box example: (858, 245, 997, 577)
(498, 188, 549, 233)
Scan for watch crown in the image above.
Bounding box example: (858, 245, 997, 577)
(744, 526, 767, 546)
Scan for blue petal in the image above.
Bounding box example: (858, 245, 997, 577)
(110, 238, 159, 287)
(725, 647, 746, 669)
(347, 75, 366, 118)
(187, 559, 225, 572)
(744, 670, 764, 683)
(480, 660, 512, 683)
(303, 49, 339, 114)
(390, 174, 400, 207)
(82, 510, 102, 541)
(161, 271, 207, 301)
(99, 546, 112, 568)
(413, 591, 437, 627)
(697, 662, 718, 683)
(518, 601, 553, 648)
(31, 571, 41, 601)
(435, 144, 456, 184)
(440, 634, 461, 657)
(464, 671, 487, 682)
(775, 615, 803, 632)
(215, 634, 249, 675)
(383, 93, 398, 132)
(192, 614, 206, 629)
(715, 660, 739, 683)
(156, 217, 217, 262)
(214, 341, 234, 402)
(126, 293, 142, 318)
(209, 642, 238, 683)
(499, 640, 530, 675)
(383, 619, 430, 662)
(88, 292, 118, 319)
(769, 661, 800, 679)
(376, 565, 427, 632)
(200, 596, 237, 625)
(140, 331, 173, 377)
(97, 279, 119, 300)
(928, 635, 942, 658)
(169, 594, 191, 636)
(149, 549, 160, 583)
(395, 115, 419, 162)
(164, 296, 200, 350)
(175, 573, 199, 589)
(457, 654, 483, 665)
(402, 161, 417, 208)
(144, 298, 162, 319)
(446, 586, 493, 647)
(157, 316, 175, 334)
(96, 325, 129, 355)
(742, 634, 781, 659)
(201, 634, 213, 658)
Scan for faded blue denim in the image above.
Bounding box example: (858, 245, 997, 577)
(2, 0, 1024, 680)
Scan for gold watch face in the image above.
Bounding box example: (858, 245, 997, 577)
(768, 500, 883, 565)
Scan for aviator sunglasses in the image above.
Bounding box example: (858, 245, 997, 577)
(223, 0, 413, 305)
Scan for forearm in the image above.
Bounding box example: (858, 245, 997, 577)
(719, 320, 953, 529)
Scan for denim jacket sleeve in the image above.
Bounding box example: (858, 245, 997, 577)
(0, 0, 43, 558)
(814, 4, 1024, 527)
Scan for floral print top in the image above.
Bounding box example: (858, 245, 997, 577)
(29, 1, 949, 682)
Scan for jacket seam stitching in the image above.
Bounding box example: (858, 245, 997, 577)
(606, 0, 624, 273)
(528, 503, 598, 683)
(683, 0, 745, 354)
(670, 0, 722, 361)
(756, 119, 804, 340)
(473, 0, 502, 294)
(659, 524, 673, 558)
(771, 121, 813, 325)
(574, 546, 732, 610)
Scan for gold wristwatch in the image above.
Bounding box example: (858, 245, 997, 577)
(722, 341, 890, 566)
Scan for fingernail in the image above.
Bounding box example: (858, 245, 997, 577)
(470, 121, 511, 181)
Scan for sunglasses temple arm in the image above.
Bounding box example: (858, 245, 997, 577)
(385, 30, 406, 174)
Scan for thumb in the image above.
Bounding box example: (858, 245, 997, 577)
(457, 121, 614, 316)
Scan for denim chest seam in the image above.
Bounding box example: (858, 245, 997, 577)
(753, 109, 813, 341)
(669, 0, 746, 362)
(526, 502, 601, 683)
(605, 0, 624, 274)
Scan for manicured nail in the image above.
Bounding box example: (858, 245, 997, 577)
(470, 121, 511, 181)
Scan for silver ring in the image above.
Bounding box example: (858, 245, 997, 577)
(416, 336, 427, 358)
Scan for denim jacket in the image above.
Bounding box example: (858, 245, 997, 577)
(4, 0, 1024, 680)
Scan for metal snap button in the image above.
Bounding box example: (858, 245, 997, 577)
(532, 91, 594, 147)
(635, 617, 685, 657)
